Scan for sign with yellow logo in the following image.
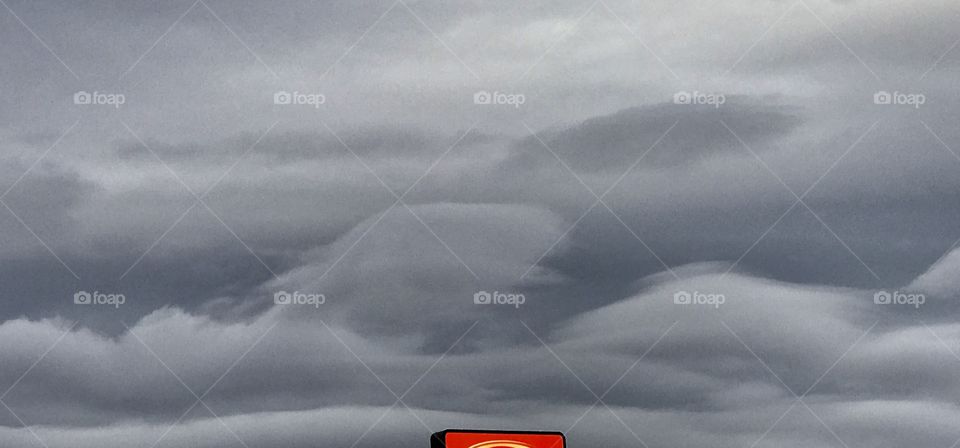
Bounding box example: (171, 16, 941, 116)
(431, 430, 565, 448)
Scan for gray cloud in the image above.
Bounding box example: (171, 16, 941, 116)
(1, 261, 959, 447)
(3, 0, 960, 446)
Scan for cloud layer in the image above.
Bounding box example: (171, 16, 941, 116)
(2, 0, 960, 446)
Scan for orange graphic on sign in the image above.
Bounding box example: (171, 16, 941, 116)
(441, 431, 565, 448)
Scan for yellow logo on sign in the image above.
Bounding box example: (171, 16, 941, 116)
(468, 441, 534, 448)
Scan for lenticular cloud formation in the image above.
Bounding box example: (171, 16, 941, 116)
(2, 0, 960, 447)
(2, 242, 960, 448)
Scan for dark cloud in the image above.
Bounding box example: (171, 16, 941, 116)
(510, 99, 801, 173)
(3, 0, 960, 446)
(2, 262, 959, 447)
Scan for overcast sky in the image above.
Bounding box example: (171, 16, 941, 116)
(1, 0, 960, 447)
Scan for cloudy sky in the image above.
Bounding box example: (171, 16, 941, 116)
(1, 0, 960, 447)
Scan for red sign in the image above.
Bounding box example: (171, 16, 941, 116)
(433, 430, 565, 448)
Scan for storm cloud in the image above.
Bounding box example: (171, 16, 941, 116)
(2, 0, 960, 447)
